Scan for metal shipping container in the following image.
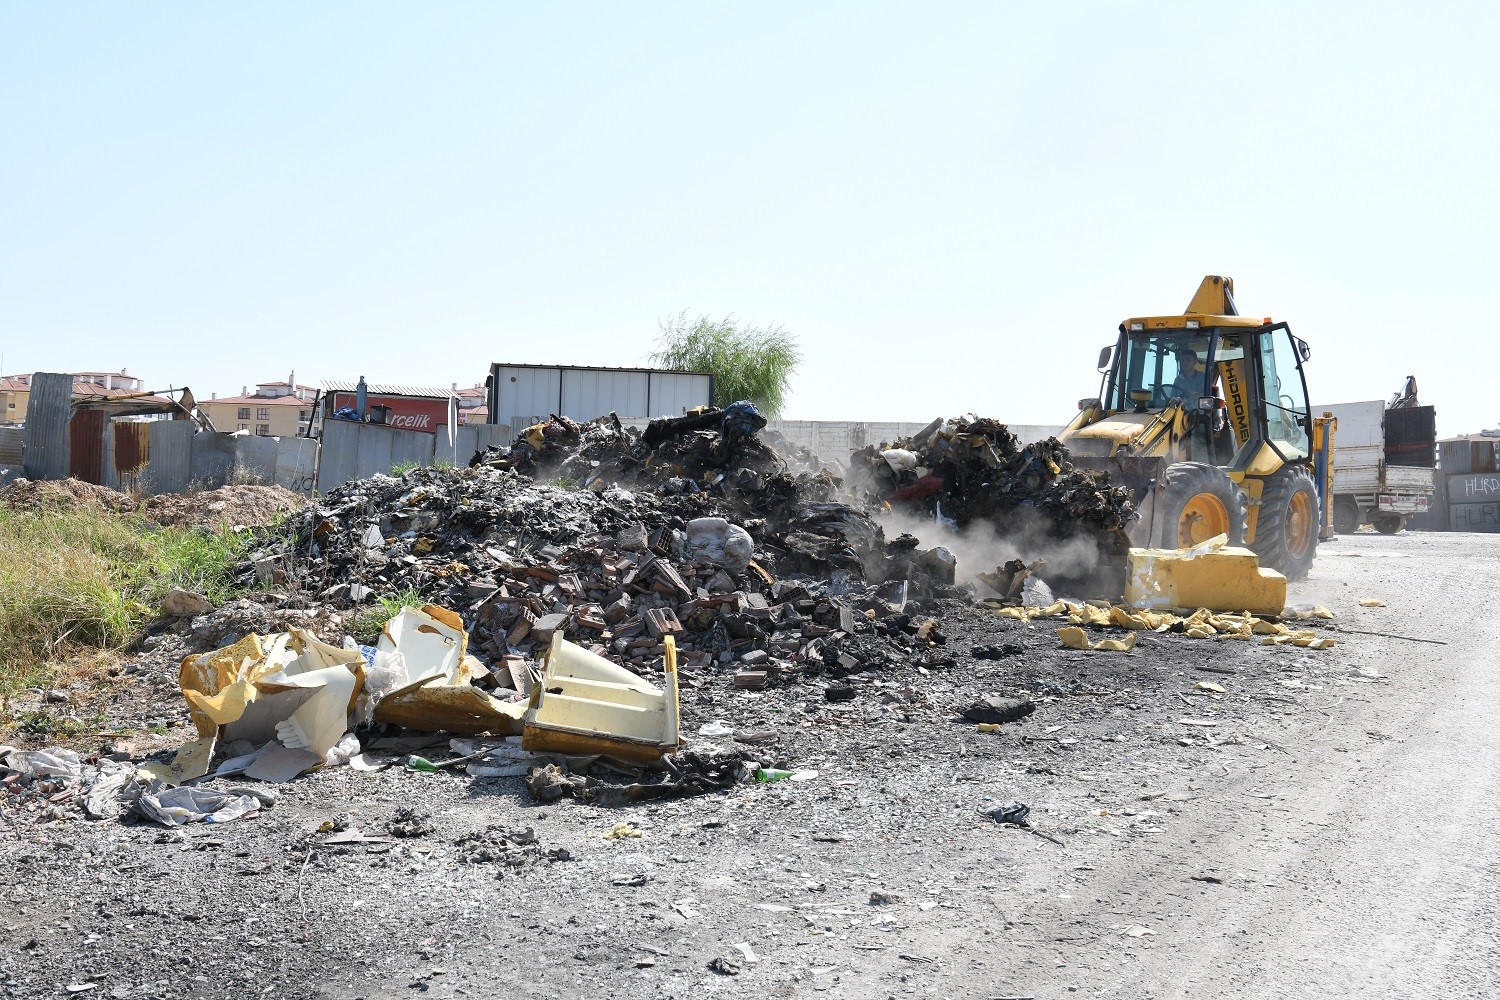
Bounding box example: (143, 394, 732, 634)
(487, 364, 713, 428)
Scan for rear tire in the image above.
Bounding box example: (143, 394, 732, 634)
(1373, 513, 1405, 534)
(1155, 462, 1247, 548)
(1252, 465, 1319, 580)
(1333, 497, 1361, 535)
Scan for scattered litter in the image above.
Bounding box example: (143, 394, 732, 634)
(1058, 627, 1137, 652)
(708, 956, 743, 976)
(984, 801, 1031, 826)
(960, 696, 1035, 724)
(135, 784, 278, 827)
(971, 642, 1024, 659)
(995, 602, 1335, 651)
(386, 808, 434, 838)
(4, 749, 83, 784)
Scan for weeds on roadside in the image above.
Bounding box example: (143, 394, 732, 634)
(390, 458, 454, 476)
(0, 503, 252, 700)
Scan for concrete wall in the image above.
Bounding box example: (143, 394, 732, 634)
(316, 419, 434, 492)
(439, 422, 513, 466)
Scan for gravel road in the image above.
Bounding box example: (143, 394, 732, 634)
(3, 531, 1494, 1000)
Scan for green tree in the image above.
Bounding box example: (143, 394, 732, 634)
(650, 312, 801, 416)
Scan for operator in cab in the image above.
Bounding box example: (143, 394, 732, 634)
(1167, 345, 1205, 402)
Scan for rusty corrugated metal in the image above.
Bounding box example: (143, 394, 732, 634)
(69, 409, 106, 484)
(113, 421, 150, 473)
(113, 421, 151, 492)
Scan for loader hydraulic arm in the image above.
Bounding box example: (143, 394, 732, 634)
(1117, 399, 1190, 459)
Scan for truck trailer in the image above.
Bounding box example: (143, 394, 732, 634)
(1311, 399, 1436, 533)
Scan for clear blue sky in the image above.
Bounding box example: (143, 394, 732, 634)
(2, 3, 1494, 433)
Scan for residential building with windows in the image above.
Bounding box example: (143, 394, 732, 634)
(199, 372, 319, 437)
(454, 383, 488, 425)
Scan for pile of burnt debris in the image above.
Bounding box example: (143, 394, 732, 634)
(243, 408, 975, 693)
(854, 416, 1137, 592)
(241, 408, 1135, 692)
(855, 416, 1136, 536)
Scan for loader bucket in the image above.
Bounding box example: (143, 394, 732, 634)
(1065, 454, 1167, 548)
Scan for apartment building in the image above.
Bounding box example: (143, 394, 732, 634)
(200, 373, 319, 437)
(454, 383, 488, 425)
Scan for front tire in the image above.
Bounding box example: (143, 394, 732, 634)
(1253, 465, 1320, 580)
(1155, 462, 1247, 548)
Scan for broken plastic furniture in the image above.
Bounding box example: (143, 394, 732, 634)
(371, 604, 527, 735)
(522, 632, 681, 764)
(149, 629, 367, 783)
(1123, 533, 1287, 616)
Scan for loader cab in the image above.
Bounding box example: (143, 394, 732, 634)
(1101, 320, 1312, 468)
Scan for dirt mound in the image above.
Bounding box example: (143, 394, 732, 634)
(140, 485, 305, 529)
(0, 478, 137, 513)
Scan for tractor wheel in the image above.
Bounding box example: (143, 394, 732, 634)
(1373, 513, 1406, 534)
(1155, 462, 1246, 549)
(1252, 465, 1320, 580)
(1333, 497, 1361, 535)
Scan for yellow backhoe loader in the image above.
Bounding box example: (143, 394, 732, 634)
(1059, 276, 1321, 579)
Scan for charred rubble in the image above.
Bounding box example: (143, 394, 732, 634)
(244, 411, 962, 692)
(853, 416, 1138, 594)
(238, 409, 1135, 695)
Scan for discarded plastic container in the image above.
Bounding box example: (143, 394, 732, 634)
(755, 768, 794, 783)
(522, 633, 680, 763)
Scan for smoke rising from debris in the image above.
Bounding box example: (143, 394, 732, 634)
(876, 505, 1105, 597)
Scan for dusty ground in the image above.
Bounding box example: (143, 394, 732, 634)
(2, 531, 1494, 1000)
(0, 478, 304, 529)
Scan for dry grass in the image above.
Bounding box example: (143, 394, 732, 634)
(0, 503, 249, 700)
